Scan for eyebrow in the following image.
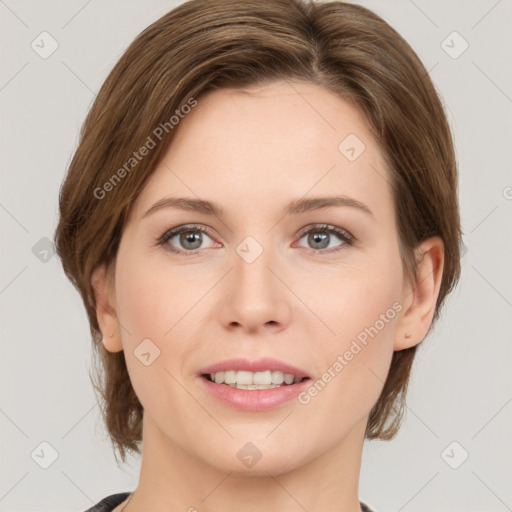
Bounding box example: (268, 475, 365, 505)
(141, 195, 373, 219)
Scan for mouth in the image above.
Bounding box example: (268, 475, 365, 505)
(199, 371, 311, 411)
(198, 357, 311, 389)
(197, 358, 312, 410)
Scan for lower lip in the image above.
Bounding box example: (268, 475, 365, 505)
(200, 376, 311, 411)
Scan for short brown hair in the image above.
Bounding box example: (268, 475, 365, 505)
(54, 0, 463, 463)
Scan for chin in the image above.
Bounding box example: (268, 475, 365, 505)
(199, 437, 311, 477)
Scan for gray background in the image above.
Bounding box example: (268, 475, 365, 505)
(1, 1, 511, 511)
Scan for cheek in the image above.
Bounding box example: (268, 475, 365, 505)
(115, 247, 187, 342)
(113, 245, 207, 393)
(113, 256, 188, 418)
(297, 248, 402, 407)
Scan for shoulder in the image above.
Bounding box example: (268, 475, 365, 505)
(82, 494, 373, 512)
(83, 492, 132, 512)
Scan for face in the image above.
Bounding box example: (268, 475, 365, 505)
(96, 80, 426, 475)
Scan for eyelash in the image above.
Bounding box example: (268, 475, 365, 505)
(157, 223, 355, 256)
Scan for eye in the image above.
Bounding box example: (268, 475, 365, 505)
(157, 224, 219, 255)
(294, 224, 354, 253)
(157, 223, 355, 256)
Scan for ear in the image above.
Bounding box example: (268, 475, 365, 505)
(90, 262, 123, 353)
(394, 236, 445, 351)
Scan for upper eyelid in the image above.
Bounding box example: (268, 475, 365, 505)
(296, 223, 353, 238)
(161, 223, 350, 236)
(159, 223, 217, 242)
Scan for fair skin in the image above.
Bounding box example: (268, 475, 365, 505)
(92, 80, 444, 512)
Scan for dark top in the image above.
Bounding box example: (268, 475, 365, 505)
(84, 492, 131, 512)
(84, 492, 376, 511)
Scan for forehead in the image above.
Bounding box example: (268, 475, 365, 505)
(130, 80, 393, 224)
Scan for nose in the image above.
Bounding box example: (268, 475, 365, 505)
(218, 239, 291, 335)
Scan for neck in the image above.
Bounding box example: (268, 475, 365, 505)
(123, 414, 367, 512)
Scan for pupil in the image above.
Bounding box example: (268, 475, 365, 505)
(309, 231, 329, 249)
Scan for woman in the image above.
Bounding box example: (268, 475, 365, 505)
(54, 0, 462, 510)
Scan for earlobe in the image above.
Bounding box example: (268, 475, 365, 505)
(90, 263, 123, 353)
(394, 237, 445, 351)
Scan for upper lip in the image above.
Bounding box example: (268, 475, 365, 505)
(199, 357, 310, 380)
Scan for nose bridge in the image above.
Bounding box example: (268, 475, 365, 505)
(221, 234, 289, 331)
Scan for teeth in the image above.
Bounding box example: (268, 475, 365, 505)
(226, 383, 282, 390)
(208, 370, 302, 387)
(271, 370, 284, 384)
(284, 373, 295, 385)
(237, 370, 254, 385)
